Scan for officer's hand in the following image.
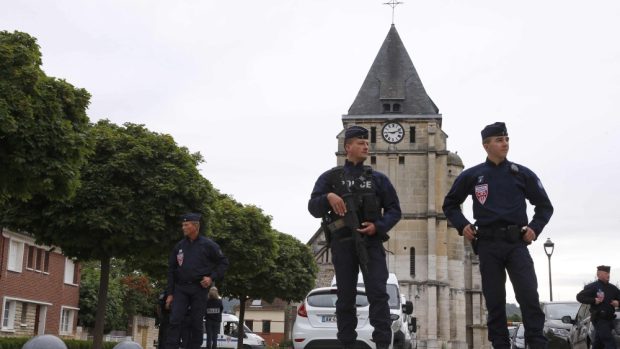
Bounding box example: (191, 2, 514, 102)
(595, 296, 604, 305)
(357, 222, 376, 236)
(327, 193, 347, 216)
(165, 295, 173, 310)
(522, 226, 536, 243)
(612, 300, 619, 308)
(201, 276, 212, 288)
(462, 224, 476, 241)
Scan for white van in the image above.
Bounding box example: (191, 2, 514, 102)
(202, 313, 266, 349)
(331, 273, 416, 349)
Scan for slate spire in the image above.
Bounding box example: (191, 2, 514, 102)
(348, 25, 438, 116)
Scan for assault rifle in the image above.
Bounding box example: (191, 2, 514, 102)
(341, 192, 369, 274)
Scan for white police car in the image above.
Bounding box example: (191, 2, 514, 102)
(292, 286, 375, 349)
(202, 313, 265, 349)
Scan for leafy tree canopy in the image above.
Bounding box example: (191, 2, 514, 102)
(0, 31, 91, 202)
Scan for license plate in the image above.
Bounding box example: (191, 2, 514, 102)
(321, 315, 337, 322)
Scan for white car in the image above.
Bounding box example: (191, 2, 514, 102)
(332, 273, 415, 349)
(201, 313, 266, 349)
(293, 286, 375, 349)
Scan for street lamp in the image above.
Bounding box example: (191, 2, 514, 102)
(543, 238, 555, 301)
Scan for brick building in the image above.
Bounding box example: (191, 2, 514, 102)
(0, 228, 80, 338)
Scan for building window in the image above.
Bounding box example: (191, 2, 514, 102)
(64, 258, 76, 284)
(370, 156, 376, 165)
(393, 103, 401, 112)
(2, 300, 16, 330)
(410, 247, 416, 276)
(370, 127, 376, 143)
(20, 303, 28, 325)
(35, 249, 43, 271)
(44, 251, 50, 273)
(245, 320, 253, 331)
(8, 240, 24, 272)
(262, 320, 271, 333)
(27, 246, 35, 269)
(399, 156, 405, 165)
(60, 308, 75, 335)
(382, 103, 391, 113)
(410, 127, 416, 143)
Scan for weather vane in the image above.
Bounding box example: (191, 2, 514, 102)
(384, 0, 404, 24)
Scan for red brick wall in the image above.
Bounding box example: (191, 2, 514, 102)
(0, 232, 80, 337)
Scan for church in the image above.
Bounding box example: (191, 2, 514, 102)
(307, 24, 490, 349)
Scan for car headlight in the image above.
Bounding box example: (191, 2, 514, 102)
(548, 327, 569, 338)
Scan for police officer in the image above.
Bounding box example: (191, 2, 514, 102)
(442, 122, 553, 349)
(205, 287, 223, 349)
(576, 265, 620, 349)
(308, 125, 401, 349)
(165, 213, 229, 349)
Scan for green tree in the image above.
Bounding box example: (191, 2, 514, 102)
(269, 231, 317, 303)
(209, 195, 278, 349)
(79, 261, 126, 332)
(1, 120, 214, 349)
(0, 31, 91, 202)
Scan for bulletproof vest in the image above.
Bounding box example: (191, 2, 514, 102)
(325, 166, 381, 223)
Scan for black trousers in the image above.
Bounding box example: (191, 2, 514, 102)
(477, 239, 547, 349)
(331, 235, 391, 346)
(165, 283, 208, 349)
(205, 321, 220, 349)
(593, 318, 617, 349)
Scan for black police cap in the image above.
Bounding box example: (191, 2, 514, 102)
(481, 122, 508, 140)
(180, 213, 201, 222)
(344, 126, 369, 141)
(597, 265, 611, 273)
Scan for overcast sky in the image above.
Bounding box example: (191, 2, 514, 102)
(3, 0, 620, 304)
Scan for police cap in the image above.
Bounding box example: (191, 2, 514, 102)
(180, 213, 201, 222)
(597, 265, 611, 273)
(344, 126, 369, 141)
(481, 122, 508, 140)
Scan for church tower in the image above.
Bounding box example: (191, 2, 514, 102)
(308, 25, 489, 349)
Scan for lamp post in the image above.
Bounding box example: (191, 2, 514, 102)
(543, 238, 555, 301)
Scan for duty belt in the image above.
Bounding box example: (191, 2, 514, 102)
(476, 225, 524, 243)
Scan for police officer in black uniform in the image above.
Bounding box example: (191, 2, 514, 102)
(577, 265, 620, 349)
(442, 122, 553, 349)
(308, 126, 401, 349)
(165, 213, 229, 349)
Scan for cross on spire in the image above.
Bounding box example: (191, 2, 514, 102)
(383, 0, 404, 24)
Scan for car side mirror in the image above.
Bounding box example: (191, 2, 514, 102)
(561, 315, 574, 324)
(402, 301, 414, 315)
(409, 317, 417, 333)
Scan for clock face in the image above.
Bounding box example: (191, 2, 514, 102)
(382, 122, 404, 143)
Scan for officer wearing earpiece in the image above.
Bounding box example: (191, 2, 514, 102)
(165, 213, 229, 349)
(308, 125, 401, 349)
(442, 122, 553, 349)
(577, 265, 620, 349)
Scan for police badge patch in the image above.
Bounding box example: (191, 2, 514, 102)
(475, 184, 489, 205)
(177, 249, 184, 266)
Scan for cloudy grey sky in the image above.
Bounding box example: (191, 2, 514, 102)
(3, 0, 620, 303)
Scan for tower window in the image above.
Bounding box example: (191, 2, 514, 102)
(393, 103, 401, 112)
(410, 247, 416, 276)
(382, 104, 391, 113)
(370, 127, 376, 143)
(371, 156, 376, 165)
(410, 126, 416, 143)
(399, 156, 405, 165)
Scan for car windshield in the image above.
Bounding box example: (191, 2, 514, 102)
(307, 290, 369, 308)
(544, 303, 580, 320)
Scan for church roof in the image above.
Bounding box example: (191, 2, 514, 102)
(347, 24, 439, 116)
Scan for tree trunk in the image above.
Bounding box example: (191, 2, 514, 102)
(93, 256, 111, 349)
(237, 297, 246, 349)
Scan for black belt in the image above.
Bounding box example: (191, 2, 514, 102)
(476, 225, 524, 243)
